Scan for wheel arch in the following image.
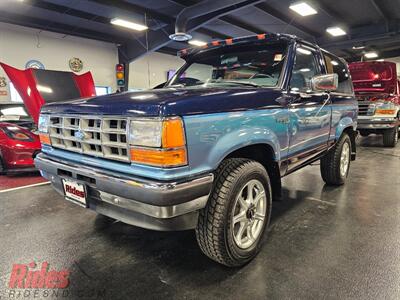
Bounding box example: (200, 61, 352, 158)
(341, 126, 357, 161)
(221, 143, 282, 200)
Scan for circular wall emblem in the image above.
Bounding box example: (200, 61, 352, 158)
(0, 77, 7, 88)
(69, 57, 83, 72)
(25, 60, 45, 69)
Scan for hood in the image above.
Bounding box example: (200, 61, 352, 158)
(349, 61, 397, 94)
(0, 63, 96, 125)
(41, 87, 284, 117)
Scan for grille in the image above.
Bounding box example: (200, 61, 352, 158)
(48, 115, 129, 162)
(358, 101, 372, 116)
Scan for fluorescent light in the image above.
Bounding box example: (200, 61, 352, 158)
(326, 27, 346, 37)
(352, 45, 365, 50)
(289, 2, 317, 16)
(365, 52, 378, 59)
(110, 18, 148, 31)
(188, 40, 207, 47)
(297, 48, 312, 55)
(331, 60, 339, 66)
(37, 85, 53, 94)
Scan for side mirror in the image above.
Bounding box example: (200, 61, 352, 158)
(311, 73, 338, 92)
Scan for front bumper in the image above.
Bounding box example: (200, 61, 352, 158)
(357, 117, 399, 130)
(35, 153, 214, 231)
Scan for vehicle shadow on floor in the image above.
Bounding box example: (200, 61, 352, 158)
(65, 187, 313, 298)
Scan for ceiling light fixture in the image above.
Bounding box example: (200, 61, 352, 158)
(326, 26, 346, 37)
(352, 45, 365, 50)
(289, 2, 317, 16)
(188, 40, 207, 47)
(297, 47, 312, 55)
(364, 52, 378, 59)
(110, 18, 148, 31)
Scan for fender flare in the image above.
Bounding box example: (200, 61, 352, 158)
(207, 127, 280, 168)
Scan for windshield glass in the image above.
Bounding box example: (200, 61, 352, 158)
(168, 41, 288, 88)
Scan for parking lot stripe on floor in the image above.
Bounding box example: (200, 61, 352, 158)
(0, 181, 50, 194)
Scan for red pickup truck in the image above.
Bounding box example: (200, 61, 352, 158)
(349, 61, 400, 147)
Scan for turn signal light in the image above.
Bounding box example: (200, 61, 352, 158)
(162, 118, 186, 148)
(375, 109, 396, 115)
(130, 147, 187, 167)
(39, 133, 51, 145)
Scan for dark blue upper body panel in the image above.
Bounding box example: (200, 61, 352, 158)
(41, 87, 285, 117)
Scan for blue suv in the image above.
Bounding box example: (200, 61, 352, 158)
(35, 33, 358, 266)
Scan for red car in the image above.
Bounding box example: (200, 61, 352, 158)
(0, 104, 41, 173)
(0, 63, 97, 173)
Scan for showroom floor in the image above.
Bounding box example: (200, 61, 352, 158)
(0, 135, 399, 300)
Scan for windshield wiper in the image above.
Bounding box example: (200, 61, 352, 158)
(218, 80, 262, 88)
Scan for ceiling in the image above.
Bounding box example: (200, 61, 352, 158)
(1, 0, 399, 63)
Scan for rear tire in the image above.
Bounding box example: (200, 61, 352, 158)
(320, 133, 351, 186)
(383, 126, 398, 147)
(195, 158, 272, 267)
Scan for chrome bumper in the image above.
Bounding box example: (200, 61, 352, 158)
(357, 117, 399, 129)
(35, 153, 214, 231)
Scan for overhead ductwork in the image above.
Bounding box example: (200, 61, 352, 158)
(169, 0, 263, 41)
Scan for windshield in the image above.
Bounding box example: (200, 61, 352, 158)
(168, 41, 288, 88)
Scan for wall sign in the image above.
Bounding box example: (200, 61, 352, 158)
(0, 77, 7, 88)
(25, 60, 45, 69)
(69, 57, 83, 72)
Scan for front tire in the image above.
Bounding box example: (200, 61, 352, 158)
(383, 126, 398, 147)
(320, 133, 351, 185)
(195, 158, 272, 267)
(0, 156, 6, 175)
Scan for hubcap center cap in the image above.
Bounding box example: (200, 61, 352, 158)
(246, 204, 256, 220)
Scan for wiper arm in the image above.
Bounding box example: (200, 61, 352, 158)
(220, 80, 262, 87)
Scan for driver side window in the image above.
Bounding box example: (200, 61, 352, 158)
(290, 46, 321, 92)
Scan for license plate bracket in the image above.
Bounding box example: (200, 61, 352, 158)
(62, 178, 87, 207)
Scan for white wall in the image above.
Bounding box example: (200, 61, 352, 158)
(129, 52, 185, 89)
(0, 22, 118, 102)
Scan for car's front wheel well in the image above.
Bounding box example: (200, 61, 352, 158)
(342, 127, 357, 160)
(223, 144, 282, 200)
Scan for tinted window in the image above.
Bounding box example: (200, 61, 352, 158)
(323, 53, 353, 94)
(290, 46, 321, 92)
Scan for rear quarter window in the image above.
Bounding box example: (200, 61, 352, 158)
(323, 53, 353, 95)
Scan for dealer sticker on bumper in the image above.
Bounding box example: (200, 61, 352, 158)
(62, 179, 87, 207)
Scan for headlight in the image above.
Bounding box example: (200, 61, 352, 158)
(38, 114, 51, 145)
(129, 119, 162, 147)
(38, 114, 50, 133)
(128, 118, 187, 167)
(374, 101, 397, 115)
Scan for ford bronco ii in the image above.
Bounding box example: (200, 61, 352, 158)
(35, 34, 358, 266)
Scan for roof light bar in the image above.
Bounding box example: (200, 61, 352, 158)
(289, 2, 317, 16)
